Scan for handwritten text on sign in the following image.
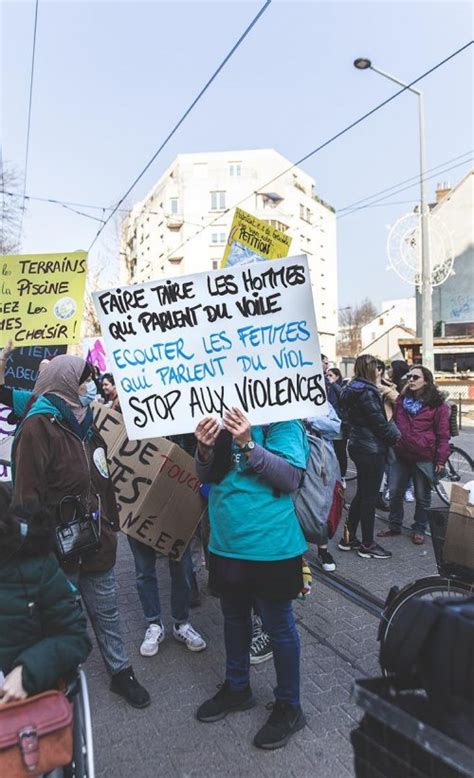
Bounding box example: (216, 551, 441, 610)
(0, 251, 87, 347)
(93, 255, 327, 439)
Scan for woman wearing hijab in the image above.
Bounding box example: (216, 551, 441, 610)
(5, 353, 150, 708)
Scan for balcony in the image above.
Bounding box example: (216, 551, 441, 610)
(166, 214, 184, 230)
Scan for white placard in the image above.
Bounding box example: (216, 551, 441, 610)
(93, 255, 328, 440)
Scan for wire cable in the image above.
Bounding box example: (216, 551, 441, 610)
(337, 157, 473, 219)
(337, 150, 473, 213)
(154, 40, 473, 264)
(87, 0, 272, 251)
(17, 0, 40, 247)
(1, 150, 471, 227)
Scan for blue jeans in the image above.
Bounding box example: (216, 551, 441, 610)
(69, 568, 129, 675)
(221, 593, 301, 707)
(388, 457, 432, 534)
(127, 536, 192, 624)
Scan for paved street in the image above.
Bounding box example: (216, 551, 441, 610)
(87, 431, 473, 777)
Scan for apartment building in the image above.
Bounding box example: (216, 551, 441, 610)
(120, 149, 338, 357)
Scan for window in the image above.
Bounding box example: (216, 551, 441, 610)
(211, 259, 220, 270)
(211, 232, 226, 244)
(229, 163, 241, 177)
(379, 318, 384, 326)
(299, 204, 305, 219)
(306, 208, 312, 223)
(211, 191, 226, 210)
(169, 198, 179, 214)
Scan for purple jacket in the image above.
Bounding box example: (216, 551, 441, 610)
(393, 397, 450, 465)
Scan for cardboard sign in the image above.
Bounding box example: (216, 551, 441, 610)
(93, 255, 327, 440)
(93, 403, 205, 559)
(221, 208, 292, 268)
(0, 251, 87, 347)
(444, 483, 474, 570)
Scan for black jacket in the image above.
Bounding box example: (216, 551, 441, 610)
(340, 378, 400, 455)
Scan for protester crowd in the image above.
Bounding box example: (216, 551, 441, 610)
(0, 342, 452, 754)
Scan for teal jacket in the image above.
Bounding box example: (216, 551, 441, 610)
(0, 553, 92, 694)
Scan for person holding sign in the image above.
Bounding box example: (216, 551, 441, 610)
(5, 353, 151, 709)
(194, 409, 308, 750)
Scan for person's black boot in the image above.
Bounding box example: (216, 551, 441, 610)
(253, 700, 306, 750)
(110, 666, 151, 708)
(196, 681, 255, 722)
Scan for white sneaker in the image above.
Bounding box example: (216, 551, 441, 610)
(140, 622, 165, 657)
(404, 489, 415, 502)
(173, 622, 206, 652)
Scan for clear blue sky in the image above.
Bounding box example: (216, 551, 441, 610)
(2, 0, 473, 310)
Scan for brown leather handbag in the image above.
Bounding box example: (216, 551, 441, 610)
(0, 689, 73, 777)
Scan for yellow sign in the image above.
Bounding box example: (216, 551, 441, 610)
(221, 208, 292, 267)
(0, 250, 87, 347)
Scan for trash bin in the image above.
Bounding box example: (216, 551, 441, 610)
(351, 677, 474, 778)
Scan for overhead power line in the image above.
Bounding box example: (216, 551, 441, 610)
(17, 0, 40, 247)
(1, 153, 472, 233)
(337, 157, 473, 219)
(337, 150, 473, 213)
(88, 0, 272, 251)
(152, 40, 473, 264)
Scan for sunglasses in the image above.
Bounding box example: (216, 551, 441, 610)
(407, 374, 422, 381)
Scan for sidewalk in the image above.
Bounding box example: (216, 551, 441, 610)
(87, 495, 442, 778)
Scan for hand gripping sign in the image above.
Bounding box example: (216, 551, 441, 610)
(93, 255, 328, 440)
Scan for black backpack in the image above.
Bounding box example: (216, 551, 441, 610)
(380, 596, 474, 745)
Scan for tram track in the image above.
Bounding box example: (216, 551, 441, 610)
(306, 553, 385, 619)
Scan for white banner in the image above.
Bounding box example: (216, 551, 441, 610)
(93, 255, 328, 439)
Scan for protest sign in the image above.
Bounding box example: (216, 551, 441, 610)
(93, 403, 205, 559)
(0, 405, 13, 479)
(83, 338, 108, 373)
(221, 208, 292, 268)
(0, 345, 68, 478)
(93, 255, 327, 440)
(4, 345, 67, 390)
(0, 251, 87, 347)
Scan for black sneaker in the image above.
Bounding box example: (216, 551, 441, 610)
(253, 700, 306, 750)
(358, 542, 392, 559)
(338, 536, 361, 552)
(196, 681, 255, 722)
(250, 629, 273, 665)
(318, 548, 336, 572)
(110, 667, 151, 708)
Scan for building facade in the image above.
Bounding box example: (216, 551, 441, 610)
(361, 296, 416, 349)
(120, 149, 338, 358)
(414, 171, 474, 371)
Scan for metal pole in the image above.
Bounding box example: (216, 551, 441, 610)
(418, 93, 434, 371)
(367, 65, 434, 371)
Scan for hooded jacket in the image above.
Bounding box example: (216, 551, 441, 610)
(340, 378, 400, 455)
(393, 395, 450, 466)
(12, 394, 120, 573)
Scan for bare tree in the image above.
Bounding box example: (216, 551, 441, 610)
(337, 298, 378, 357)
(0, 160, 22, 254)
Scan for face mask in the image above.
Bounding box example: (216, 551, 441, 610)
(79, 379, 98, 407)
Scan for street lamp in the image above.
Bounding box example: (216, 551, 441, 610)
(353, 58, 434, 371)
